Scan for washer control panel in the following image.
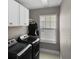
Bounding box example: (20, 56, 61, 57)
(8, 39, 17, 47)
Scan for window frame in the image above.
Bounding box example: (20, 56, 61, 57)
(39, 14, 57, 44)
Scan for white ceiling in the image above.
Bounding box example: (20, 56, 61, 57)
(16, 0, 62, 9)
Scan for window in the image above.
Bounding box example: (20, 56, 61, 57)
(40, 15, 57, 44)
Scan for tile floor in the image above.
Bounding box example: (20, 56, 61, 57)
(39, 52, 59, 59)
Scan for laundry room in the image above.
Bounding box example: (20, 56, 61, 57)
(8, 0, 71, 59)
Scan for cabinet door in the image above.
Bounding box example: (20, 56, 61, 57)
(8, 0, 19, 26)
(20, 4, 29, 26)
(25, 7, 29, 26)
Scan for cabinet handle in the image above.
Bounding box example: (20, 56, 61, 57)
(24, 23, 26, 25)
(9, 22, 13, 24)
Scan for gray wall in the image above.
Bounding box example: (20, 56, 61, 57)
(30, 6, 60, 51)
(60, 0, 71, 59)
(8, 27, 27, 40)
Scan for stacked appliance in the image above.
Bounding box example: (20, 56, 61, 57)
(17, 35, 40, 59)
(8, 39, 32, 59)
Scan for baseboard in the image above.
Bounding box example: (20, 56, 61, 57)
(40, 48, 60, 55)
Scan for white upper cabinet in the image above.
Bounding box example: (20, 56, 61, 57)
(8, 0, 29, 26)
(19, 4, 29, 26)
(8, 0, 19, 26)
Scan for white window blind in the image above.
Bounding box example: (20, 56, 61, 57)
(40, 15, 57, 44)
